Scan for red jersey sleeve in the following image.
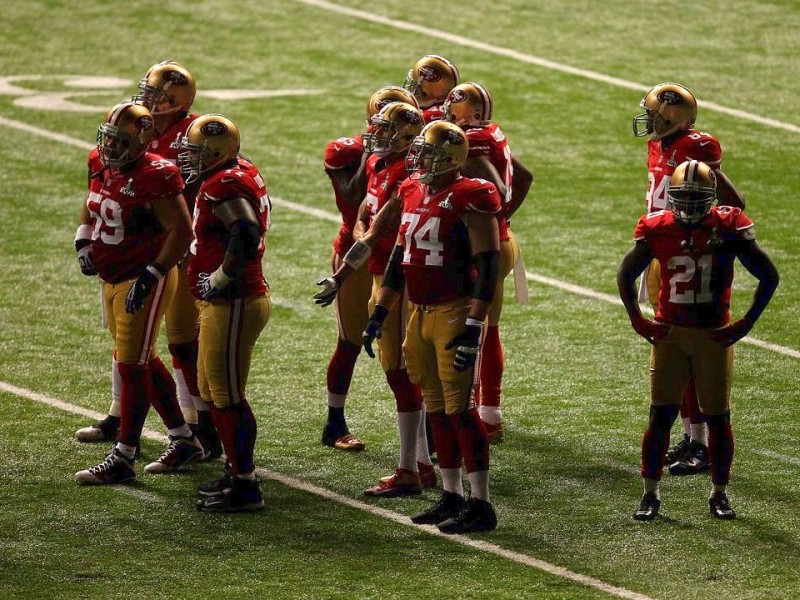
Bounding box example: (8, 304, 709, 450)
(686, 134, 722, 167)
(138, 154, 184, 199)
(324, 136, 364, 170)
(462, 179, 502, 214)
(465, 128, 492, 158)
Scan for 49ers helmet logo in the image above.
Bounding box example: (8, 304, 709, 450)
(163, 70, 189, 86)
(418, 66, 442, 82)
(401, 109, 422, 125)
(443, 129, 465, 144)
(449, 89, 467, 103)
(200, 121, 228, 136)
(657, 90, 682, 105)
(138, 114, 153, 132)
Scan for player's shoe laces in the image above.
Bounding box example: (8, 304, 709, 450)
(483, 420, 505, 445)
(664, 434, 691, 464)
(75, 415, 120, 443)
(411, 491, 465, 525)
(633, 492, 661, 521)
(709, 491, 736, 520)
(198, 464, 233, 498)
(196, 477, 264, 513)
(322, 423, 365, 451)
(144, 434, 205, 474)
(364, 468, 422, 497)
(437, 497, 497, 534)
(75, 448, 136, 485)
(668, 440, 710, 476)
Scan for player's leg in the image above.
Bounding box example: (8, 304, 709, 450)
(322, 250, 371, 450)
(197, 294, 270, 512)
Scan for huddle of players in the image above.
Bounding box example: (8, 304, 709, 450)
(314, 55, 533, 533)
(73, 62, 271, 513)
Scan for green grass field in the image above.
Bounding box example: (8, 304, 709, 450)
(1, 1, 799, 598)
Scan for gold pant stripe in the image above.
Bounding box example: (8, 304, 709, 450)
(139, 275, 169, 364)
(226, 298, 244, 405)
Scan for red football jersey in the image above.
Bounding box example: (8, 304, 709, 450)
(364, 153, 408, 275)
(423, 104, 446, 123)
(324, 134, 365, 255)
(465, 123, 513, 241)
(86, 149, 184, 283)
(149, 113, 200, 210)
(645, 128, 722, 213)
(187, 157, 271, 298)
(398, 176, 501, 305)
(634, 206, 754, 327)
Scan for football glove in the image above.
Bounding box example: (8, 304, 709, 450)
(125, 263, 165, 314)
(75, 240, 97, 276)
(631, 315, 670, 345)
(362, 305, 389, 359)
(314, 276, 340, 307)
(709, 317, 753, 347)
(197, 268, 233, 301)
(444, 319, 483, 372)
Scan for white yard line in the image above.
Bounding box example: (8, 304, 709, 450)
(290, 0, 800, 135)
(752, 449, 800, 468)
(0, 380, 652, 600)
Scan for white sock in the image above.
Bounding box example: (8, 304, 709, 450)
(397, 410, 423, 471)
(115, 442, 136, 460)
(415, 412, 432, 466)
(478, 405, 502, 425)
(327, 392, 346, 408)
(467, 470, 490, 502)
(440, 467, 464, 496)
(168, 424, 192, 438)
(690, 422, 708, 446)
(174, 368, 198, 425)
(236, 470, 257, 481)
(109, 358, 122, 418)
(644, 478, 660, 499)
(192, 394, 208, 412)
(681, 416, 691, 438)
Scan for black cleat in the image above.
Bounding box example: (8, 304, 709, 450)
(437, 497, 497, 533)
(75, 415, 120, 443)
(709, 492, 736, 520)
(665, 434, 691, 464)
(198, 463, 233, 498)
(197, 477, 264, 513)
(411, 491, 465, 525)
(192, 423, 223, 460)
(633, 492, 661, 521)
(668, 440, 710, 476)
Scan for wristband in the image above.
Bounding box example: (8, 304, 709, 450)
(465, 317, 485, 330)
(75, 224, 93, 251)
(342, 239, 372, 270)
(372, 304, 390, 324)
(146, 262, 167, 279)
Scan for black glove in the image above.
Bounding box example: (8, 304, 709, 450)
(125, 264, 165, 314)
(362, 305, 389, 359)
(314, 276, 340, 307)
(444, 319, 483, 371)
(197, 268, 233, 301)
(75, 239, 97, 276)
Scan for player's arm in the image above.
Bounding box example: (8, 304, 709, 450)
(713, 168, 745, 210)
(362, 238, 404, 358)
(617, 240, 670, 344)
(353, 197, 370, 240)
(709, 239, 779, 346)
(75, 198, 96, 276)
(325, 152, 368, 207)
(505, 156, 534, 219)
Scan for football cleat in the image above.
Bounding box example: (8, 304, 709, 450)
(75, 415, 120, 443)
(364, 468, 422, 497)
(709, 491, 736, 520)
(192, 423, 223, 461)
(144, 434, 204, 474)
(197, 477, 264, 513)
(75, 448, 136, 485)
(633, 492, 661, 521)
(322, 423, 365, 451)
(668, 440, 710, 476)
(483, 420, 505, 445)
(665, 433, 691, 464)
(418, 462, 438, 489)
(437, 497, 497, 534)
(411, 491, 465, 525)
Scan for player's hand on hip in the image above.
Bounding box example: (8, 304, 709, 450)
(631, 315, 670, 345)
(445, 319, 483, 371)
(709, 317, 753, 347)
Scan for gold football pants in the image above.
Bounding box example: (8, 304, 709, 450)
(332, 249, 371, 345)
(164, 262, 200, 345)
(369, 274, 409, 373)
(487, 231, 521, 325)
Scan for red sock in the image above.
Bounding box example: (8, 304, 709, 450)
(707, 413, 734, 486)
(451, 408, 489, 473)
(386, 369, 423, 412)
(478, 325, 503, 408)
(169, 340, 200, 397)
(117, 362, 150, 447)
(326, 338, 361, 396)
(148, 356, 185, 430)
(641, 405, 680, 480)
(428, 411, 461, 469)
(209, 401, 257, 475)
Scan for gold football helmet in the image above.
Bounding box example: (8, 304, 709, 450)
(406, 121, 468, 183)
(403, 55, 460, 108)
(178, 114, 240, 183)
(366, 85, 419, 123)
(363, 101, 424, 156)
(134, 61, 196, 116)
(444, 82, 493, 127)
(97, 102, 154, 168)
(668, 160, 717, 225)
(633, 82, 697, 140)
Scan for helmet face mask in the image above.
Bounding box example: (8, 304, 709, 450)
(402, 55, 460, 108)
(633, 82, 697, 140)
(178, 114, 240, 183)
(133, 61, 196, 116)
(667, 160, 717, 225)
(443, 82, 493, 128)
(406, 121, 468, 184)
(363, 102, 423, 157)
(97, 102, 154, 168)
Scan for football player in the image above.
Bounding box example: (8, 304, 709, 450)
(632, 82, 745, 475)
(317, 86, 418, 453)
(364, 121, 501, 533)
(181, 114, 272, 512)
(444, 82, 534, 443)
(317, 101, 436, 496)
(74, 102, 204, 485)
(75, 61, 222, 459)
(618, 160, 778, 521)
(403, 55, 460, 123)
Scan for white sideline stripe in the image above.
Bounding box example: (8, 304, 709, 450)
(113, 487, 163, 503)
(753, 449, 800, 467)
(291, 0, 800, 135)
(1, 379, 652, 600)
(1, 112, 797, 359)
